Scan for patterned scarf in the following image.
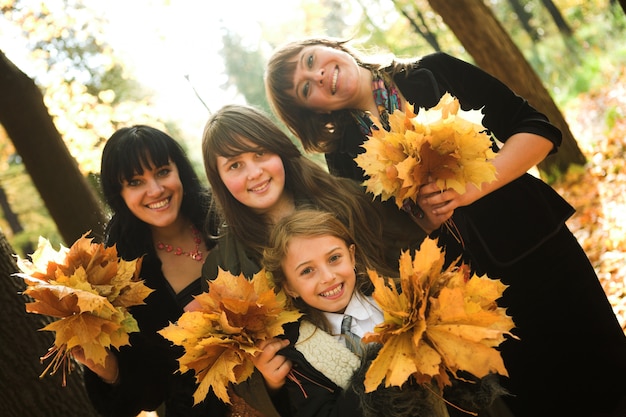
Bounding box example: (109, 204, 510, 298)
(352, 70, 428, 223)
(353, 70, 401, 136)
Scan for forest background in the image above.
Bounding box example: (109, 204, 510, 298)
(1, 0, 625, 416)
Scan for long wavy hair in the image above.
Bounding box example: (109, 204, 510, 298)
(201, 104, 390, 271)
(100, 125, 217, 260)
(263, 208, 387, 332)
(265, 37, 403, 153)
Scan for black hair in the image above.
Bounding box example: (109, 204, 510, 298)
(100, 125, 217, 259)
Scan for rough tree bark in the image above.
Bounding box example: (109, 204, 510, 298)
(426, 0, 587, 177)
(0, 50, 106, 245)
(0, 230, 101, 417)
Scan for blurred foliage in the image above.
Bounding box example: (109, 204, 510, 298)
(219, 30, 272, 115)
(554, 66, 626, 328)
(0, 0, 188, 256)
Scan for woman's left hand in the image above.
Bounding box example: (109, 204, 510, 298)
(419, 133, 555, 220)
(72, 346, 120, 385)
(418, 182, 460, 222)
(419, 181, 482, 219)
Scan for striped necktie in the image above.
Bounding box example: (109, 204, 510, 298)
(341, 314, 363, 356)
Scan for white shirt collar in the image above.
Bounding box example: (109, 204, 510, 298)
(324, 292, 384, 338)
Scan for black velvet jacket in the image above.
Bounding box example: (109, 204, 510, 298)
(83, 251, 228, 417)
(325, 52, 574, 272)
(273, 321, 363, 417)
(250, 321, 509, 417)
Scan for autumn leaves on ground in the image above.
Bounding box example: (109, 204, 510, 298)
(556, 67, 626, 331)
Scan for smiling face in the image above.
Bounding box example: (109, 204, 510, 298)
(216, 141, 291, 219)
(281, 234, 356, 314)
(291, 45, 371, 113)
(120, 159, 184, 228)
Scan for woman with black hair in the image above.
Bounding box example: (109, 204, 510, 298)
(74, 125, 228, 417)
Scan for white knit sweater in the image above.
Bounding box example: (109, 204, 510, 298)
(295, 321, 361, 389)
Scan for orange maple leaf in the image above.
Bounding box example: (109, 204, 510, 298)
(355, 129, 408, 201)
(15, 233, 152, 385)
(362, 238, 516, 393)
(356, 93, 497, 209)
(159, 268, 303, 404)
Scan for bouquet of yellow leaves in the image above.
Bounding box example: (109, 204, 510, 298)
(355, 93, 497, 209)
(362, 238, 516, 394)
(158, 268, 302, 405)
(15, 233, 153, 385)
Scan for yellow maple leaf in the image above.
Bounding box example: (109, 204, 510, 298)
(355, 129, 408, 202)
(362, 238, 515, 394)
(14, 232, 151, 385)
(159, 268, 303, 404)
(435, 92, 460, 119)
(356, 93, 497, 208)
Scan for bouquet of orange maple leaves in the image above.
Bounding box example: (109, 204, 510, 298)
(355, 93, 497, 209)
(362, 237, 516, 399)
(158, 268, 302, 405)
(15, 233, 153, 385)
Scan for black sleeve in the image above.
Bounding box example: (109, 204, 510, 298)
(399, 52, 562, 152)
(82, 334, 177, 417)
(83, 257, 228, 417)
(84, 342, 226, 417)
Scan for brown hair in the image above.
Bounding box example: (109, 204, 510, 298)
(201, 104, 389, 266)
(264, 37, 384, 153)
(263, 208, 384, 331)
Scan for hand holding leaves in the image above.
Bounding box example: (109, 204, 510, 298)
(15, 233, 153, 385)
(159, 268, 302, 405)
(355, 93, 497, 209)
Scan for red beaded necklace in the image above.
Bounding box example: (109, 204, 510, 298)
(156, 226, 203, 262)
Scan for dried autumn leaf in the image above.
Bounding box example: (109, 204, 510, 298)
(14, 233, 152, 385)
(355, 128, 408, 201)
(159, 268, 303, 404)
(355, 93, 497, 208)
(362, 238, 515, 393)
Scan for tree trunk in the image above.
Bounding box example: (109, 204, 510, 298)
(539, 0, 580, 62)
(0, 231, 101, 417)
(507, 0, 541, 42)
(426, 0, 586, 177)
(0, 50, 106, 245)
(0, 183, 34, 255)
(541, 0, 573, 36)
(0, 183, 23, 233)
